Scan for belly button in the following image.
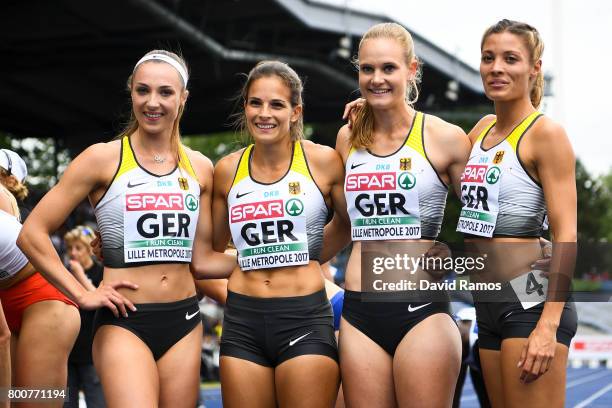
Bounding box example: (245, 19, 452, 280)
(264, 279, 271, 286)
(161, 275, 168, 285)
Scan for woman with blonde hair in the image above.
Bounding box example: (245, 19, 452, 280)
(336, 23, 468, 407)
(18, 50, 232, 407)
(459, 20, 577, 407)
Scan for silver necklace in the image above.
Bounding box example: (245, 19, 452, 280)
(153, 154, 166, 164)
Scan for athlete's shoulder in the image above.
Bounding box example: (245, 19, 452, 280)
(528, 115, 572, 155)
(214, 148, 246, 193)
(301, 140, 344, 181)
(85, 139, 121, 154)
(302, 141, 344, 185)
(422, 113, 470, 169)
(530, 115, 566, 139)
(182, 145, 213, 174)
(467, 114, 496, 144)
(301, 140, 341, 165)
(73, 140, 121, 168)
(424, 113, 467, 143)
(214, 148, 245, 178)
(181, 145, 213, 189)
(58, 140, 121, 190)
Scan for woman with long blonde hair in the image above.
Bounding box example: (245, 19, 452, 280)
(18, 50, 231, 407)
(336, 23, 467, 407)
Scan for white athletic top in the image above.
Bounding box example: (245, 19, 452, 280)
(94, 136, 200, 268)
(0, 185, 20, 221)
(227, 142, 328, 271)
(0, 210, 28, 281)
(344, 112, 448, 240)
(457, 112, 546, 237)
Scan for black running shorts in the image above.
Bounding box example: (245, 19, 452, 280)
(220, 289, 338, 367)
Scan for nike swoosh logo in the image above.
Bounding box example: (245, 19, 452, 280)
(127, 181, 148, 188)
(350, 162, 367, 169)
(407, 303, 432, 312)
(185, 310, 199, 320)
(289, 331, 313, 346)
(236, 191, 254, 199)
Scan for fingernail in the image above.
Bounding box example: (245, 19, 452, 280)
(132, 306, 137, 311)
(124, 312, 128, 317)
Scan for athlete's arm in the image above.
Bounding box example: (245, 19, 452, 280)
(335, 125, 352, 164)
(211, 154, 236, 253)
(188, 151, 236, 279)
(443, 125, 470, 196)
(194, 278, 228, 305)
(426, 116, 470, 197)
(17, 143, 137, 317)
(68, 260, 97, 291)
(306, 142, 351, 263)
(517, 118, 576, 382)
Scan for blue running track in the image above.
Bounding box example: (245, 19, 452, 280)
(200, 367, 612, 407)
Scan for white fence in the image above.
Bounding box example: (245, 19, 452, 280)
(569, 335, 612, 369)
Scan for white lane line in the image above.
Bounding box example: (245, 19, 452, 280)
(567, 371, 611, 388)
(573, 382, 612, 408)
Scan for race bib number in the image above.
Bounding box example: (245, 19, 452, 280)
(457, 163, 501, 237)
(230, 199, 310, 271)
(346, 171, 421, 240)
(509, 270, 548, 309)
(123, 192, 198, 263)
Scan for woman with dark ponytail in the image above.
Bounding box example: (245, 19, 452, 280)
(197, 60, 347, 407)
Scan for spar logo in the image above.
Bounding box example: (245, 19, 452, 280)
(461, 165, 487, 183)
(230, 200, 284, 223)
(126, 193, 184, 211)
(345, 172, 396, 191)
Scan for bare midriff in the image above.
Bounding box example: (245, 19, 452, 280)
(227, 261, 325, 298)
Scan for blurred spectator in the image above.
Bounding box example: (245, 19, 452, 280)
(63, 226, 106, 408)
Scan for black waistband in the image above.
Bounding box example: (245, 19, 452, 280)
(126, 295, 198, 312)
(226, 289, 327, 311)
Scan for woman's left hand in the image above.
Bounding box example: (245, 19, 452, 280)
(517, 322, 557, 383)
